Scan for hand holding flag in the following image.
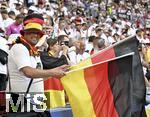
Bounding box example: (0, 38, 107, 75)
(50, 64, 70, 79)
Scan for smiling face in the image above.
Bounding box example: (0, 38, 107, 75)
(24, 29, 43, 46)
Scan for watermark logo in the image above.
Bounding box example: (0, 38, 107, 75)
(6, 92, 47, 112)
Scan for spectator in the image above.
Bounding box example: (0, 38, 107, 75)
(97, 38, 106, 50)
(0, 9, 14, 31)
(0, 32, 9, 115)
(68, 40, 90, 64)
(40, 38, 69, 69)
(36, 0, 46, 14)
(0, 33, 9, 91)
(13, 1, 23, 15)
(8, 11, 16, 20)
(6, 14, 24, 36)
(7, 14, 69, 110)
(89, 36, 106, 55)
(58, 35, 70, 47)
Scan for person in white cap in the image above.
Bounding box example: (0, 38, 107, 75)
(13, 1, 23, 15)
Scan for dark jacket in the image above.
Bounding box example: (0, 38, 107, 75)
(40, 51, 68, 69)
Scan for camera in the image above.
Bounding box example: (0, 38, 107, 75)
(61, 41, 69, 47)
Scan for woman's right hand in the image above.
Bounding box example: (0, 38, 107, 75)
(62, 45, 69, 55)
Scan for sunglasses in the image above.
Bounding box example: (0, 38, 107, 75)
(25, 31, 39, 34)
(24, 31, 43, 37)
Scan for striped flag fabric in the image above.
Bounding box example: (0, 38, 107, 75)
(70, 36, 146, 116)
(44, 78, 66, 109)
(41, 52, 68, 109)
(61, 54, 133, 117)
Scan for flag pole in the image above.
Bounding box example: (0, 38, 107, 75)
(66, 52, 134, 74)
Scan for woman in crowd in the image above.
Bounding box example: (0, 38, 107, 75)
(40, 38, 69, 69)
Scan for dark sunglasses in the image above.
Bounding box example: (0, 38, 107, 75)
(24, 31, 43, 37)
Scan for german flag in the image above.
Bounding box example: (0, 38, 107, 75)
(44, 78, 66, 109)
(64, 36, 146, 116)
(41, 52, 68, 109)
(61, 54, 133, 117)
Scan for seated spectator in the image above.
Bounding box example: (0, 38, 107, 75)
(13, 1, 23, 15)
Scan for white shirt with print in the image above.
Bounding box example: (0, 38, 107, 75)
(7, 44, 44, 93)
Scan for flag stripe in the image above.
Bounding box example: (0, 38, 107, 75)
(65, 48, 119, 117)
(61, 70, 96, 117)
(44, 90, 65, 109)
(44, 78, 64, 90)
(108, 56, 132, 116)
(91, 37, 145, 114)
(70, 58, 92, 70)
(91, 48, 116, 64)
(84, 62, 118, 117)
(113, 37, 146, 114)
(44, 78, 65, 109)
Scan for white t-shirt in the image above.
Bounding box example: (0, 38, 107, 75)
(7, 44, 44, 93)
(61, 7, 68, 16)
(76, 52, 90, 63)
(85, 43, 93, 53)
(0, 37, 9, 75)
(107, 36, 116, 44)
(68, 51, 90, 64)
(101, 33, 110, 46)
(37, 8, 46, 14)
(3, 18, 14, 29)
